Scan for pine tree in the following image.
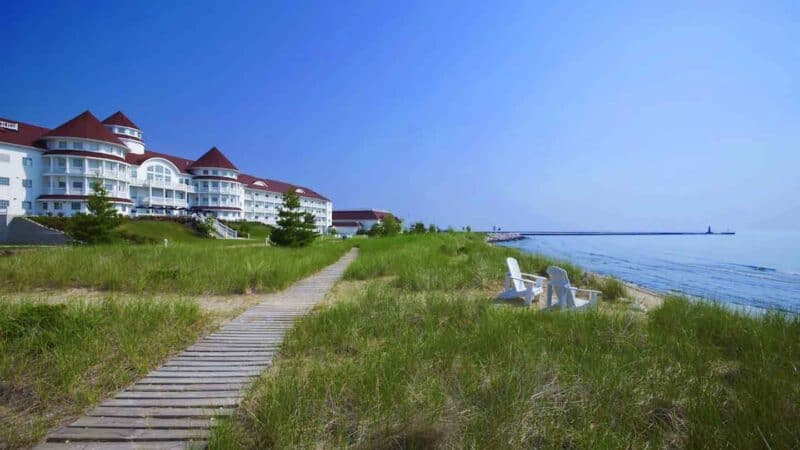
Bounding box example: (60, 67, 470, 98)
(67, 181, 120, 243)
(270, 187, 318, 247)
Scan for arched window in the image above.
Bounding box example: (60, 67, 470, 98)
(146, 163, 173, 183)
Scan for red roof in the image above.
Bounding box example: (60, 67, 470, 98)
(102, 111, 140, 130)
(0, 117, 49, 148)
(189, 147, 238, 170)
(42, 111, 126, 146)
(125, 150, 195, 173)
(238, 173, 330, 201)
(333, 210, 391, 221)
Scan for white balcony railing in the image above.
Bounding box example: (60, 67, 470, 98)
(137, 197, 189, 208)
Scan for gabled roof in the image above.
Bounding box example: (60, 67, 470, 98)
(0, 117, 49, 148)
(333, 210, 391, 221)
(125, 150, 195, 173)
(102, 111, 140, 130)
(189, 146, 238, 170)
(238, 173, 330, 201)
(42, 110, 126, 146)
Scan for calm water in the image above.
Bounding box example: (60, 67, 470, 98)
(499, 231, 800, 313)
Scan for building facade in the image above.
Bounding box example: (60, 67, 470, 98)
(0, 111, 332, 232)
(332, 209, 394, 236)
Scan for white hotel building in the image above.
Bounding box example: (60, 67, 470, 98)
(0, 111, 332, 231)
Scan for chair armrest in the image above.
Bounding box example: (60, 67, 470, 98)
(572, 287, 601, 295)
(520, 273, 548, 282)
(509, 277, 544, 290)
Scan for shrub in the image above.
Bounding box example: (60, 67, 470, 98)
(588, 276, 626, 301)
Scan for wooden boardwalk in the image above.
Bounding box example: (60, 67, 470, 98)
(35, 248, 358, 449)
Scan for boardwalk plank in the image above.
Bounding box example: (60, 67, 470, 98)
(87, 407, 234, 418)
(117, 391, 241, 399)
(71, 417, 211, 429)
(49, 427, 208, 441)
(103, 398, 240, 407)
(127, 384, 247, 392)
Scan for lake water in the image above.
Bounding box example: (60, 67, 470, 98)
(498, 231, 800, 313)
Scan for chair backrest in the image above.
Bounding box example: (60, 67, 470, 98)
(506, 257, 525, 291)
(546, 266, 576, 308)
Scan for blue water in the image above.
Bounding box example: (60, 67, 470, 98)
(499, 231, 800, 313)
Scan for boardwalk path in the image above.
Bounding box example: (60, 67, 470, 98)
(36, 248, 358, 449)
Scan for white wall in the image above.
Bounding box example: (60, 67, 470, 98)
(0, 143, 43, 216)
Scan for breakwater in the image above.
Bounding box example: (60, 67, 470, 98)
(486, 232, 524, 243)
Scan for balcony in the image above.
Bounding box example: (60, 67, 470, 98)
(44, 167, 130, 181)
(137, 196, 189, 208)
(140, 179, 194, 192)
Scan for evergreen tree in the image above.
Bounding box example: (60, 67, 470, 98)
(381, 214, 401, 236)
(428, 224, 438, 233)
(270, 187, 318, 247)
(410, 222, 426, 234)
(67, 181, 120, 243)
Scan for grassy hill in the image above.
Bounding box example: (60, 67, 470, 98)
(115, 219, 207, 243)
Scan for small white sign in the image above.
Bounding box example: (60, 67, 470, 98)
(0, 120, 19, 131)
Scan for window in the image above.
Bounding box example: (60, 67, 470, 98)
(212, 170, 219, 175)
(58, 141, 67, 149)
(0, 177, 9, 186)
(71, 159, 83, 168)
(58, 181, 66, 189)
(203, 170, 209, 175)
(88, 160, 100, 169)
(0, 200, 8, 208)
(22, 179, 32, 188)
(71, 202, 81, 211)
(131, 169, 137, 178)
(72, 181, 83, 189)
(53, 202, 62, 210)
(22, 157, 33, 166)
(22, 201, 32, 209)
(88, 142, 99, 151)
(73, 141, 84, 150)
(42, 202, 48, 210)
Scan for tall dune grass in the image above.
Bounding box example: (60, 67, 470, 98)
(0, 240, 352, 294)
(0, 296, 208, 448)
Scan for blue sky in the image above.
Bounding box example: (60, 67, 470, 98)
(2, 1, 798, 231)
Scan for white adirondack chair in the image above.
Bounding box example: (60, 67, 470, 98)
(545, 266, 600, 310)
(497, 257, 546, 305)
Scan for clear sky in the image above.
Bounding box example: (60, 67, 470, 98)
(2, 1, 798, 231)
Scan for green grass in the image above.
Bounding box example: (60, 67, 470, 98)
(345, 233, 583, 291)
(223, 221, 274, 240)
(116, 219, 207, 243)
(210, 234, 800, 449)
(0, 296, 209, 448)
(0, 240, 352, 295)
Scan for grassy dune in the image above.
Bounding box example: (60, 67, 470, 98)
(0, 297, 208, 448)
(0, 240, 352, 294)
(210, 234, 800, 449)
(115, 219, 208, 243)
